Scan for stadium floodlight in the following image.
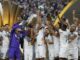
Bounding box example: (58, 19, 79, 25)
(0, 2, 3, 17)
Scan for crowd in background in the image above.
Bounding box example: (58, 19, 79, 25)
(11, 0, 72, 20)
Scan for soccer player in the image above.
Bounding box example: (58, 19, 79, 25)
(1, 24, 10, 60)
(45, 26, 54, 60)
(53, 30, 60, 60)
(35, 11, 47, 60)
(59, 18, 70, 60)
(68, 25, 78, 60)
(8, 24, 23, 60)
(35, 27, 46, 60)
(24, 26, 35, 60)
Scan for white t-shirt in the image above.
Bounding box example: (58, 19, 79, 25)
(1, 30, 10, 45)
(68, 32, 78, 48)
(24, 36, 32, 46)
(36, 29, 45, 45)
(68, 31, 78, 59)
(59, 29, 70, 58)
(2, 31, 10, 38)
(53, 36, 60, 57)
(45, 34, 54, 44)
(59, 29, 69, 46)
(53, 36, 59, 46)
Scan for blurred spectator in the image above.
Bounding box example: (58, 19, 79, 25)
(10, 0, 72, 21)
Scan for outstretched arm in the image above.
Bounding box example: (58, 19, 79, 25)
(36, 10, 42, 32)
(72, 10, 78, 24)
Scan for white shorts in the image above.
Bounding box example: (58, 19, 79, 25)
(24, 45, 33, 60)
(59, 45, 68, 58)
(35, 44, 46, 58)
(54, 44, 59, 57)
(48, 45, 54, 60)
(68, 47, 78, 59)
(1, 38, 9, 59)
(24, 38, 33, 60)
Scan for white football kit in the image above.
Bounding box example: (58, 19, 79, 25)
(45, 34, 54, 60)
(59, 29, 69, 58)
(53, 36, 60, 57)
(68, 32, 78, 60)
(24, 36, 33, 60)
(35, 29, 46, 58)
(1, 30, 10, 59)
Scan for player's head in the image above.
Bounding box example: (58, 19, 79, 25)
(15, 28, 22, 34)
(60, 17, 68, 31)
(70, 24, 76, 32)
(4, 24, 9, 31)
(16, 16, 22, 24)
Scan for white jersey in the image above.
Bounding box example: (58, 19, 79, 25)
(45, 34, 54, 45)
(35, 28, 46, 58)
(36, 29, 45, 45)
(24, 36, 33, 47)
(1, 30, 10, 47)
(1, 30, 10, 59)
(68, 32, 78, 59)
(59, 29, 69, 46)
(68, 32, 78, 47)
(59, 29, 69, 58)
(53, 36, 60, 57)
(24, 36, 33, 60)
(45, 34, 54, 60)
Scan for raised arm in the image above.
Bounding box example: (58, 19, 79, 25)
(36, 10, 42, 32)
(72, 10, 78, 25)
(31, 27, 35, 45)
